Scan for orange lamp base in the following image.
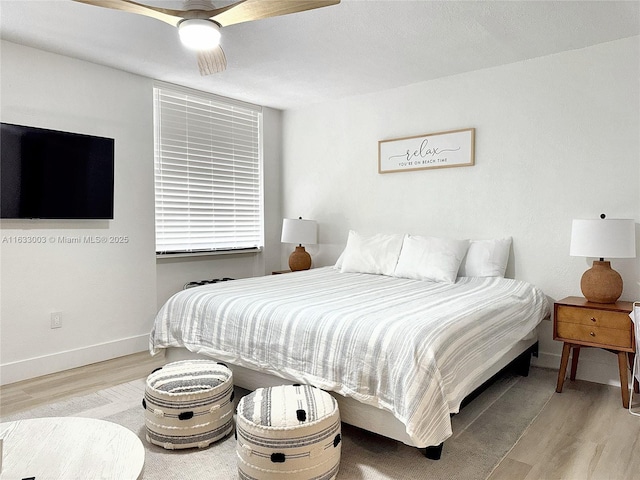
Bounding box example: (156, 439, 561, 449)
(288, 245, 311, 271)
(580, 260, 623, 304)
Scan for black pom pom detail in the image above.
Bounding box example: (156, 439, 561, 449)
(271, 453, 286, 463)
(142, 398, 147, 409)
(296, 409, 307, 422)
(179, 411, 194, 420)
(333, 433, 342, 447)
(292, 384, 301, 387)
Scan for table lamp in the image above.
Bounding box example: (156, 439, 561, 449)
(569, 215, 636, 303)
(281, 217, 318, 271)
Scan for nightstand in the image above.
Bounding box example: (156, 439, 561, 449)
(554, 296, 637, 408)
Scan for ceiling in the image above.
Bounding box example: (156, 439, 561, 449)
(1, 1, 639, 110)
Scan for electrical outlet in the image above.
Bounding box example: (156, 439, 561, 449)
(51, 312, 62, 329)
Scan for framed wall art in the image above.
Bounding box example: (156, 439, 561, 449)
(378, 127, 475, 174)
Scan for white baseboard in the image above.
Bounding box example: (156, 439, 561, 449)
(0, 334, 149, 386)
(534, 349, 628, 388)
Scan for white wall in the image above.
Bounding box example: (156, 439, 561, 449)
(0, 41, 157, 384)
(282, 37, 640, 387)
(0, 41, 283, 384)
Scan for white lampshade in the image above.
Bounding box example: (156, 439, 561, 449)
(281, 218, 318, 246)
(570, 219, 636, 259)
(178, 19, 221, 50)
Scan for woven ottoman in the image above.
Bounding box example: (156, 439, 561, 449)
(236, 384, 341, 480)
(143, 359, 234, 449)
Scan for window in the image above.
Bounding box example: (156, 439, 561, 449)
(153, 83, 263, 255)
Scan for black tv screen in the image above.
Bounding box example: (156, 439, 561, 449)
(1, 123, 114, 219)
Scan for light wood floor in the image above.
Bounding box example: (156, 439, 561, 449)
(2, 354, 639, 479)
(0, 351, 165, 417)
(488, 376, 640, 480)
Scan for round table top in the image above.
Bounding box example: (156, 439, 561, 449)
(0, 416, 145, 480)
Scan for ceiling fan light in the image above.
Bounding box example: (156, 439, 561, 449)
(178, 19, 221, 50)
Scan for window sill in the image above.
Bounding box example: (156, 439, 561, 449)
(156, 247, 262, 260)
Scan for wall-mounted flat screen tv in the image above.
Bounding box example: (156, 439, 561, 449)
(1, 123, 115, 219)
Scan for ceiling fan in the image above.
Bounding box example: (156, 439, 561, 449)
(72, 0, 340, 75)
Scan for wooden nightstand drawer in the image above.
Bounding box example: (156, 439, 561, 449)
(556, 305, 630, 330)
(555, 321, 632, 349)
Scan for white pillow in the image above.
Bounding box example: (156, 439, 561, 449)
(459, 237, 512, 277)
(339, 231, 404, 276)
(394, 235, 469, 283)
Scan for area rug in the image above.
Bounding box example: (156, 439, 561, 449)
(1, 367, 556, 480)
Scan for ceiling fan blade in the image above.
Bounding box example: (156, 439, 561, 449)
(73, 0, 184, 26)
(197, 46, 227, 75)
(212, 0, 340, 27)
(74, 0, 250, 23)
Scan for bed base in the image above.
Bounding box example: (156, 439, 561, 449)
(423, 341, 538, 460)
(163, 336, 538, 460)
(459, 339, 537, 412)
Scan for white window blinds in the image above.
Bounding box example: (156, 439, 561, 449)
(153, 84, 263, 255)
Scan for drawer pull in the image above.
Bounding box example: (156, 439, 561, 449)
(590, 331, 596, 337)
(590, 317, 597, 322)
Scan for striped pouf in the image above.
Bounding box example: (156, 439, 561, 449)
(236, 384, 341, 480)
(143, 360, 234, 449)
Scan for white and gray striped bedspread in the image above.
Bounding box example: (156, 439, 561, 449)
(150, 267, 550, 447)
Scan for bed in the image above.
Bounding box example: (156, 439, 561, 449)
(150, 263, 550, 457)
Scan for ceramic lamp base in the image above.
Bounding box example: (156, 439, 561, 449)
(289, 245, 311, 271)
(580, 260, 623, 304)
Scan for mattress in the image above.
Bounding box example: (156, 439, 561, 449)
(150, 267, 550, 447)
